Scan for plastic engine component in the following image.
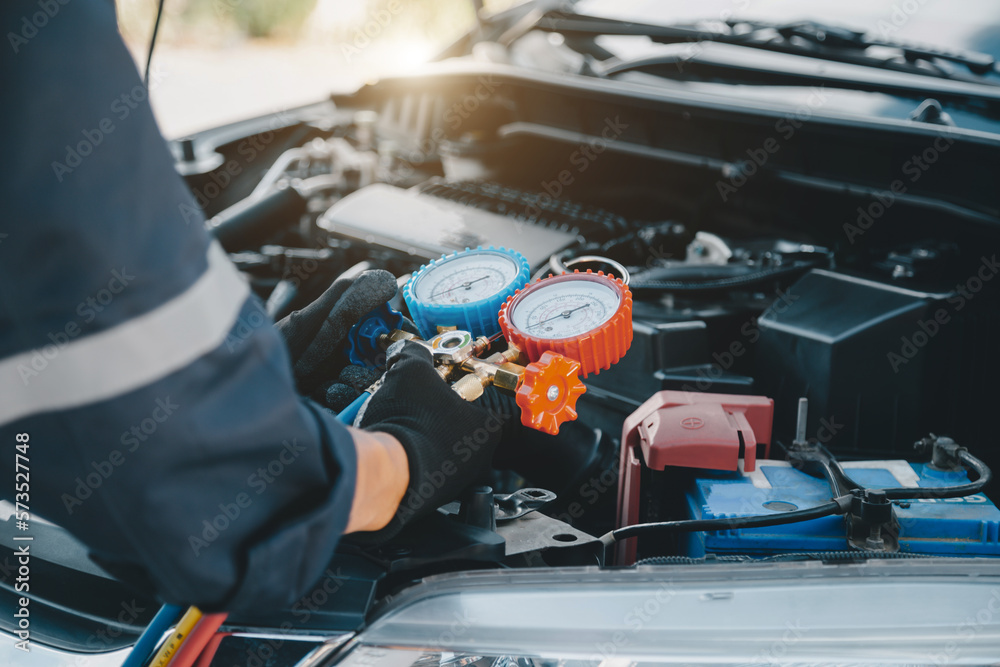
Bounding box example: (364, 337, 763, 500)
(756, 269, 947, 455)
(317, 183, 577, 268)
(615, 391, 774, 564)
(621, 391, 774, 473)
(682, 460, 1000, 557)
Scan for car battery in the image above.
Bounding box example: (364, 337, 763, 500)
(682, 460, 1000, 558)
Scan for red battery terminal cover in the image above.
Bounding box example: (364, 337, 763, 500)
(615, 391, 774, 565)
(623, 391, 774, 474)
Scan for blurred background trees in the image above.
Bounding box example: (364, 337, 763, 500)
(116, 0, 503, 47)
(114, 0, 518, 137)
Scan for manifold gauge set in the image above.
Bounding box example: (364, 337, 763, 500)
(347, 246, 634, 434)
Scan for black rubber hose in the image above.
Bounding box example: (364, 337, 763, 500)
(616, 446, 992, 556)
(629, 260, 817, 292)
(602, 495, 851, 546)
(829, 450, 992, 500)
(144, 0, 165, 87)
(208, 184, 308, 252)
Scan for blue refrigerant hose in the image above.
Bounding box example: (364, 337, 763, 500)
(126, 387, 370, 665)
(336, 391, 370, 425)
(121, 604, 184, 667)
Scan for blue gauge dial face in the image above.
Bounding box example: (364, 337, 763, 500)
(510, 278, 620, 339)
(413, 251, 520, 305)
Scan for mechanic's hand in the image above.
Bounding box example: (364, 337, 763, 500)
(354, 341, 509, 541)
(275, 269, 398, 399)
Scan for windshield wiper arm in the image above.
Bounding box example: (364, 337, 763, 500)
(536, 11, 999, 82)
(739, 19, 997, 77)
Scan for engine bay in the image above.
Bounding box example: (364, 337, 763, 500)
(162, 60, 1000, 639)
(8, 61, 1000, 659)
(9, 2, 1000, 662)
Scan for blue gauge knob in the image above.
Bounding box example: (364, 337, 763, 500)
(403, 246, 530, 338)
(346, 303, 405, 367)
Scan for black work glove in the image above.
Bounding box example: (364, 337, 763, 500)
(275, 269, 398, 400)
(355, 341, 509, 542)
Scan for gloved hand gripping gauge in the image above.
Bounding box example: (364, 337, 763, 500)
(403, 246, 530, 338)
(499, 270, 633, 433)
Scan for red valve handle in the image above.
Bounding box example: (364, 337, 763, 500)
(516, 351, 587, 435)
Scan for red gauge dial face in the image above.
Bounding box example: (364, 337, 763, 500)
(507, 277, 621, 340)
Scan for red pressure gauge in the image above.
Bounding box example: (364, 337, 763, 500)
(498, 270, 633, 433)
(499, 270, 633, 376)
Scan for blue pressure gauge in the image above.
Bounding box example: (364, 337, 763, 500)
(403, 246, 530, 338)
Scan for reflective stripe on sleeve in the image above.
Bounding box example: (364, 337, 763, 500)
(0, 242, 250, 426)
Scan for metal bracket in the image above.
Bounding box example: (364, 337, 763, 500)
(494, 488, 557, 521)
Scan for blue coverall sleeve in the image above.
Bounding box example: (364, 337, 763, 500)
(0, 0, 359, 612)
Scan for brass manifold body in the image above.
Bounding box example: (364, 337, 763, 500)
(375, 328, 528, 401)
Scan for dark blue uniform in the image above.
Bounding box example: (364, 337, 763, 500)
(0, 0, 358, 612)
